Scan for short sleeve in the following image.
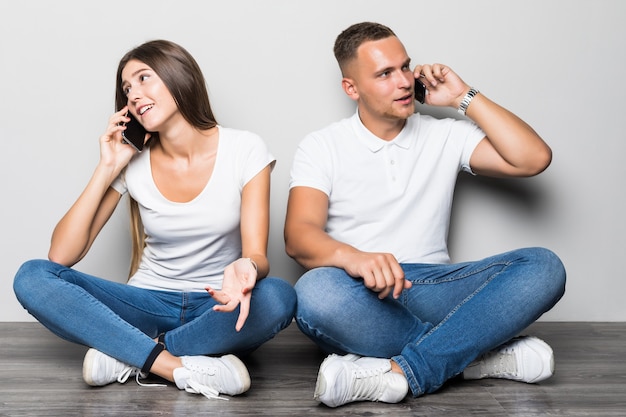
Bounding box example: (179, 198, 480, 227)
(110, 170, 128, 195)
(289, 133, 333, 196)
(235, 130, 276, 189)
(457, 120, 486, 174)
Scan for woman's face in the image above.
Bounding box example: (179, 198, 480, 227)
(120, 59, 180, 133)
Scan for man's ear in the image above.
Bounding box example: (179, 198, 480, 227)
(341, 77, 359, 101)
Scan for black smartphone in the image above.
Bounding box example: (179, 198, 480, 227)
(414, 78, 426, 104)
(121, 112, 148, 152)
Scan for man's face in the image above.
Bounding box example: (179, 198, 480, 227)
(346, 36, 416, 127)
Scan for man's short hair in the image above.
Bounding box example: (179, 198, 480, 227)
(333, 22, 396, 75)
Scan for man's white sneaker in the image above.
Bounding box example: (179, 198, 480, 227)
(173, 354, 251, 400)
(314, 354, 408, 408)
(82, 348, 142, 386)
(463, 336, 555, 383)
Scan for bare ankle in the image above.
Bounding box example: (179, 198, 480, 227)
(390, 359, 404, 375)
(150, 350, 183, 382)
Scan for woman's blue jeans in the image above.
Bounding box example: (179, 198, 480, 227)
(14, 259, 297, 370)
(294, 247, 565, 397)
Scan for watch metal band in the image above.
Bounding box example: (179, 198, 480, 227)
(458, 87, 479, 115)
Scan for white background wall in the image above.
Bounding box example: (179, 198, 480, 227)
(1, 0, 624, 322)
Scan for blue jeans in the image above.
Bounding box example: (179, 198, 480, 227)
(14, 259, 297, 370)
(294, 247, 565, 397)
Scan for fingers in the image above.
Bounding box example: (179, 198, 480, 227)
(97, 107, 140, 168)
(206, 286, 251, 332)
(206, 286, 228, 305)
(416, 63, 448, 87)
(413, 65, 424, 79)
(102, 108, 128, 142)
(391, 261, 409, 299)
(359, 253, 405, 299)
(235, 295, 251, 332)
(374, 266, 396, 299)
(210, 295, 239, 314)
(412, 63, 469, 108)
(112, 106, 130, 128)
(208, 258, 259, 331)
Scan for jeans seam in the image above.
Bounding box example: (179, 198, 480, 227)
(400, 262, 510, 396)
(406, 260, 512, 285)
(416, 264, 507, 343)
(180, 292, 188, 325)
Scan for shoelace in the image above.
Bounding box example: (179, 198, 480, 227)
(484, 347, 518, 378)
(116, 366, 136, 384)
(116, 366, 167, 388)
(347, 367, 386, 403)
(185, 379, 228, 401)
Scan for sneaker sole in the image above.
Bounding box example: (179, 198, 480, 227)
(314, 354, 359, 406)
(313, 354, 339, 405)
(221, 354, 251, 395)
(82, 348, 101, 386)
(522, 336, 555, 383)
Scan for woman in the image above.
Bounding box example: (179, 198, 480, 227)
(13, 40, 296, 400)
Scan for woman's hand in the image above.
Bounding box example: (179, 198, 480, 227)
(99, 107, 147, 173)
(206, 258, 258, 331)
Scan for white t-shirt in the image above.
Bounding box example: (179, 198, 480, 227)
(112, 126, 275, 292)
(289, 111, 484, 264)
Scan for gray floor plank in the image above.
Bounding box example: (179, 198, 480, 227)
(1, 322, 625, 416)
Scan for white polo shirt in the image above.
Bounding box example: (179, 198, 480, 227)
(289, 111, 484, 264)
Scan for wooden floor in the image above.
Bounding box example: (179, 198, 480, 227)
(1, 322, 625, 416)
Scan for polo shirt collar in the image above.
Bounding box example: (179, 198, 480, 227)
(352, 110, 414, 152)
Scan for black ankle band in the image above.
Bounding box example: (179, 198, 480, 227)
(142, 343, 165, 374)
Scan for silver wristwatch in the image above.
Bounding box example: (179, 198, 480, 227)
(458, 87, 479, 115)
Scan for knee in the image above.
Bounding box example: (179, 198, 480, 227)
(14, 259, 49, 291)
(294, 267, 348, 323)
(522, 247, 566, 300)
(257, 277, 297, 319)
(13, 259, 51, 304)
(294, 267, 333, 308)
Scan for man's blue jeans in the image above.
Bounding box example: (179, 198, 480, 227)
(294, 247, 565, 397)
(14, 259, 297, 370)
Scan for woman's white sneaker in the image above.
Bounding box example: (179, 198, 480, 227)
(314, 354, 408, 408)
(173, 354, 251, 400)
(82, 348, 142, 386)
(463, 336, 555, 383)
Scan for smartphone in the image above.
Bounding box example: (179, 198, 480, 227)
(121, 112, 148, 152)
(414, 78, 426, 104)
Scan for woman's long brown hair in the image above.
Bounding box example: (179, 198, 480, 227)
(115, 40, 218, 277)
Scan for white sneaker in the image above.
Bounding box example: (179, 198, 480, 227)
(463, 336, 555, 383)
(314, 354, 408, 408)
(82, 348, 142, 386)
(173, 355, 251, 400)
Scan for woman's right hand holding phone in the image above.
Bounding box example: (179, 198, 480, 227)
(98, 107, 141, 176)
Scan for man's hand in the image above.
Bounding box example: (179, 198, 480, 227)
(206, 258, 257, 331)
(343, 252, 412, 299)
(413, 63, 470, 109)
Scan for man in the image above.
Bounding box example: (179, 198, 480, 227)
(284, 22, 566, 408)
